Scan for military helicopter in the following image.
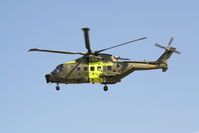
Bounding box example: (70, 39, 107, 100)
(28, 28, 180, 91)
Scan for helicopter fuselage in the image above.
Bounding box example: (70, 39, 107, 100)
(45, 56, 165, 85)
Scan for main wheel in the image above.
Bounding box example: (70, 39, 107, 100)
(103, 85, 108, 91)
(56, 86, 60, 91)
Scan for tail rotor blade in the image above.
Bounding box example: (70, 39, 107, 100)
(174, 50, 181, 54)
(155, 43, 166, 49)
(168, 37, 174, 46)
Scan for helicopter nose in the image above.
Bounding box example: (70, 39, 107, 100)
(45, 74, 50, 83)
(45, 74, 65, 84)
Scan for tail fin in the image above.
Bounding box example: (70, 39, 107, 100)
(155, 37, 180, 72)
(156, 48, 176, 72)
(157, 47, 176, 63)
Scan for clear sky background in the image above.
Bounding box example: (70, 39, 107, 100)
(0, 0, 199, 133)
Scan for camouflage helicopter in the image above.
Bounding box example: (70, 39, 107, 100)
(28, 28, 180, 91)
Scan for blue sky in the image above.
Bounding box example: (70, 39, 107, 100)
(0, 0, 199, 133)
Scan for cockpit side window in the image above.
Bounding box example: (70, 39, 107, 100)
(51, 64, 64, 75)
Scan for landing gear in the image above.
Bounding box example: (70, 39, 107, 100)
(103, 77, 108, 91)
(103, 85, 108, 91)
(56, 84, 60, 91)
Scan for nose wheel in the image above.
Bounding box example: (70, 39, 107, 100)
(56, 84, 60, 91)
(103, 85, 108, 91)
(103, 77, 108, 91)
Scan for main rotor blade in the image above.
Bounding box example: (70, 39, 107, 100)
(117, 57, 130, 60)
(95, 37, 147, 54)
(28, 48, 86, 55)
(82, 28, 92, 53)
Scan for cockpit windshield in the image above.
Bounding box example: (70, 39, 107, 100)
(51, 64, 63, 75)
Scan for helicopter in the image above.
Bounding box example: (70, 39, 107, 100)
(28, 28, 180, 91)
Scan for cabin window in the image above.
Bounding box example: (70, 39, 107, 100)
(97, 66, 101, 71)
(51, 64, 63, 75)
(77, 67, 81, 71)
(107, 66, 112, 71)
(84, 67, 88, 71)
(90, 67, 95, 71)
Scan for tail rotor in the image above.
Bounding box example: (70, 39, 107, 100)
(155, 37, 181, 54)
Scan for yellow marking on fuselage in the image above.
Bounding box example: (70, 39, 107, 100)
(66, 60, 76, 64)
(65, 60, 113, 84)
(148, 64, 157, 67)
(88, 61, 113, 83)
